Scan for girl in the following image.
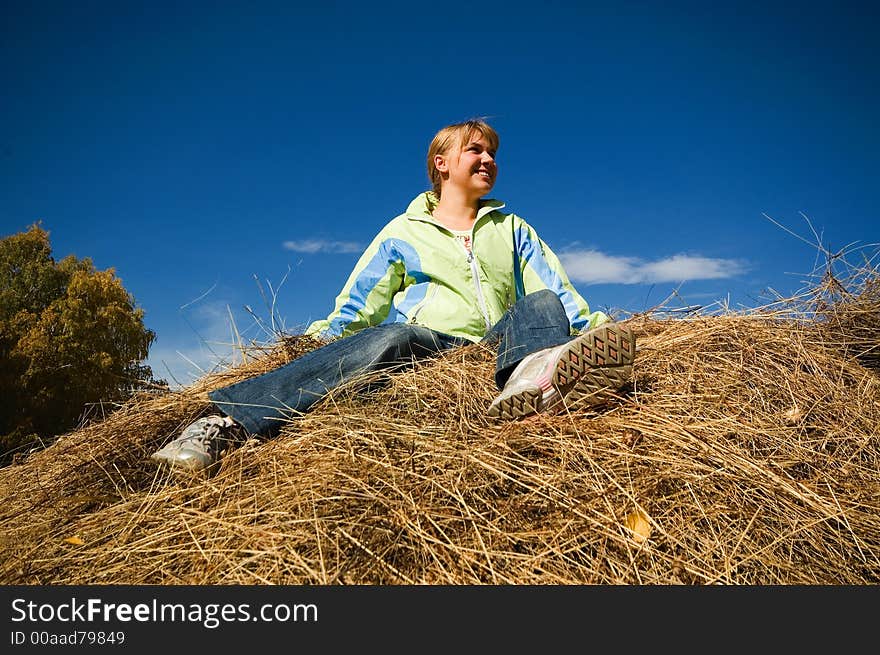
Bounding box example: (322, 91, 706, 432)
(152, 119, 636, 473)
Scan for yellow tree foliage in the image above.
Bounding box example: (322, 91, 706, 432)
(0, 223, 156, 463)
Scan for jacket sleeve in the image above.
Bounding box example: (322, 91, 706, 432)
(304, 232, 406, 339)
(513, 216, 609, 333)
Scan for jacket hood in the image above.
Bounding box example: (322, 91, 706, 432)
(405, 192, 506, 222)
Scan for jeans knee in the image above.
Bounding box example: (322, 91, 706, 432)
(521, 289, 565, 315)
(362, 323, 444, 360)
(373, 323, 414, 339)
(372, 323, 434, 344)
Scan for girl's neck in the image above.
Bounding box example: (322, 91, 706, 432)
(432, 187, 480, 231)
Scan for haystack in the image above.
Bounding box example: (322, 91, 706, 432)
(1, 259, 878, 585)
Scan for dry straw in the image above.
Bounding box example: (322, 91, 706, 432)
(1, 250, 878, 585)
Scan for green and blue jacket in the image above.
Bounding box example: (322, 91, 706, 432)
(305, 192, 608, 341)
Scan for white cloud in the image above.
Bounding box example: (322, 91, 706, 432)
(559, 249, 749, 284)
(282, 239, 364, 254)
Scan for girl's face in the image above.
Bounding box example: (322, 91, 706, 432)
(438, 133, 497, 197)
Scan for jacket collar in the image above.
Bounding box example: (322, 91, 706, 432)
(404, 191, 505, 225)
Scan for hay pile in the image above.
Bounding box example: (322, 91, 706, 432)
(1, 263, 878, 585)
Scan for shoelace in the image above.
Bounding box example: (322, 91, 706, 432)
(194, 433, 214, 455)
(181, 423, 221, 455)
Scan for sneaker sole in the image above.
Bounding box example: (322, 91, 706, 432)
(487, 385, 545, 420)
(553, 322, 635, 409)
(488, 322, 635, 420)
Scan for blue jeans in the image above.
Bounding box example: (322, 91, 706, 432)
(209, 289, 574, 437)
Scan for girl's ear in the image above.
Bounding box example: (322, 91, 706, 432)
(434, 153, 448, 173)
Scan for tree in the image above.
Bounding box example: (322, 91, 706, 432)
(0, 223, 157, 464)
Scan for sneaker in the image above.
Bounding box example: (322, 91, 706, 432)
(487, 322, 636, 420)
(151, 415, 246, 473)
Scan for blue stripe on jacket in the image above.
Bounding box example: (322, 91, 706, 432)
(327, 238, 427, 335)
(515, 225, 587, 331)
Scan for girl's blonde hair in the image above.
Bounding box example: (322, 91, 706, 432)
(426, 118, 500, 200)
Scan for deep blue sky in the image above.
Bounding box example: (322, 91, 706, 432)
(2, 1, 877, 387)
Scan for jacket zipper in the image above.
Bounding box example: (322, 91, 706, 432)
(408, 283, 438, 324)
(459, 237, 492, 331)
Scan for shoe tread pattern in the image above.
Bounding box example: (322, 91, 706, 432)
(487, 387, 542, 420)
(565, 364, 633, 408)
(553, 323, 635, 408)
